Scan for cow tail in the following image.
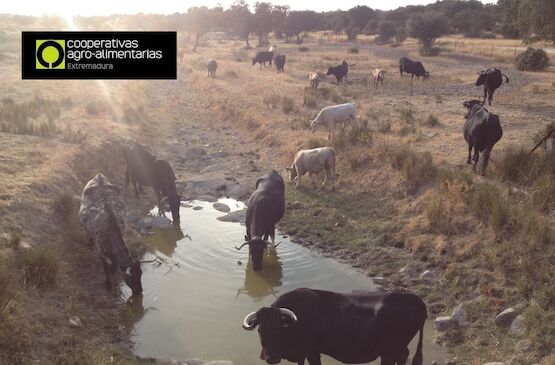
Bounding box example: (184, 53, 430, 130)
(502, 74, 509, 84)
(411, 321, 424, 365)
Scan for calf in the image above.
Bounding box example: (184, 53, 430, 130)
(308, 72, 320, 88)
(235, 171, 284, 272)
(462, 99, 503, 176)
(253, 51, 274, 69)
(206, 59, 217, 78)
(310, 102, 358, 139)
(274, 54, 286, 73)
(78, 174, 143, 295)
(242, 288, 427, 365)
(475, 68, 509, 106)
(326, 60, 349, 84)
(122, 141, 181, 224)
(372, 68, 386, 87)
(286, 147, 336, 190)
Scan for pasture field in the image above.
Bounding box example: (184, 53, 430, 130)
(1, 24, 555, 365)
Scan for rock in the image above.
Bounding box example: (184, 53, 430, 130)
(495, 307, 519, 327)
(371, 276, 387, 285)
(420, 269, 433, 279)
(213, 202, 231, 213)
(451, 303, 467, 326)
(510, 315, 526, 336)
(515, 339, 531, 352)
(185, 147, 207, 158)
(69, 316, 82, 328)
(193, 206, 203, 210)
(434, 316, 456, 331)
(217, 209, 246, 223)
(138, 215, 173, 230)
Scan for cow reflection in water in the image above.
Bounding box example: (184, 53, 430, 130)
(147, 225, 186, 257)
(238, 247, 283, 301)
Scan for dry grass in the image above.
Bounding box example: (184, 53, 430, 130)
(21, 247, 60, 288)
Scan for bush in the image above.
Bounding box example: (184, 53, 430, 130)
(281, 96, 296, 114)
(391, 147, 437, 192)
(298, 46, 309, 52)
(469, 184, 510, 231)
(399, 107, 415, 124)
(422, 113, 440, 127)
(263, 94, 281, 109)
(21, 247, 60, 288)
(8, 232, 21, 250)
(51, 194, 75, 222)
(348, 47, 359, 54)
(426, 194, 451, 234)
(515, 48, 550, 72)
(377, 120, 391, 133)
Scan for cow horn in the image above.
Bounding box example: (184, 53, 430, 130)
(235, 241, 250, 250)
(270, 241, 281, 248)
(279, 308, 298, 323)
(242, 311, 258, 330)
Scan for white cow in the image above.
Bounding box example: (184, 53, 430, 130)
(372, 69, 386, 87)
(286, 147, 336, 190)
(310, 103, 358, 139)
(309, 72, 320, 88)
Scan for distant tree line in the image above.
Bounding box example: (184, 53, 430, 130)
(2, 0, 552, 54)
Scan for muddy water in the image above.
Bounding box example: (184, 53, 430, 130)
(127, 199, 448, 365)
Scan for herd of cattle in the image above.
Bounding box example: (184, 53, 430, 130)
(74, 47, 514, 365)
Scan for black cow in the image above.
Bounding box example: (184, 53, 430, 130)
(122, 141, 181, 224)
(326, 60, 349, 84)
(399, 57, 429, 80)
(462, 100, 503, 176)
(207, 59, 217, 78)
(274, 54, 286, 73)
(78, 174, 143, 295)
(475, 68, 509, 106)
(235, 170, 285, 272)
(253, 51, 275, 69)
(242, 288, 427, 365)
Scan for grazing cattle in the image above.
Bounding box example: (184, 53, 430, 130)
(206, 59, 218, 78)
(372, 68, 386, 87)
(399, 57, 429, 80)
(242, 288, 427, 365)
(286, 147, 336, 190)
(462, 100, 503, 176)
(78, 174, 143, 295)
(269, 45, 277, 53)
(253, 51, 274, 69)
(235, 171, 285, 272)
(310, 103, 358, 139)
(475, 68, 509, 106)
(122, 141, 181, 224)
(274, 54, 286, 73)
(308, 72, 320, 88)
(326, 60, 349, 84)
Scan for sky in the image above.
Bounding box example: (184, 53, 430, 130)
(1, 0, 496, 16)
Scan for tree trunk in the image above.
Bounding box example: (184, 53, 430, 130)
(193, 32, 201, 52)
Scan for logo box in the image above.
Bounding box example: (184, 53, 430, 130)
(22, 31, 177, 79)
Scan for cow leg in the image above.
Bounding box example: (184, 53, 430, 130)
(154, 190, 164, 215)
(472, 149, 480, 173)
(320, 171, 328, 190)
(101, 260, 113, 290)
(297, 359, 305, 365)
(481, 147, 492, 176)
(132, 179, 140, 197)
(125, 166, 130, 191)
(467, 143, 473, 164)
(270, 225, 275, 243)
(306, 353, 321, 365)
(396, 347, 409, 365)
(488, 89, 495, 106)
(482, 87, 487, 105)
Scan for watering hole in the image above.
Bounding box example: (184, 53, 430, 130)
(125, 199, 448, 365)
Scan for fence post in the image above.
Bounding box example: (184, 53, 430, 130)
(490, 44, 494, 57)
(514, 46, 517, 59)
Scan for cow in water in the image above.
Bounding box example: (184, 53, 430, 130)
(475, 68, 509, 106)
(235, 170, 285, 272)
(122, 141, 181, 224)
(462, 100, 503, 176)
(78, 173, 143, 295)
(242, 288, 427, 365)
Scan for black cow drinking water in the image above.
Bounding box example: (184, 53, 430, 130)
(78, 174, 143, 295)
(326, 60, 350, 84)
(242, 288, 427, 365)
(235, 170, 285, 272)
(475, 68, 509, 106)
(253, 51, 275, 69)
(463, 100, 503, 176)
(122, 141, 181, 224)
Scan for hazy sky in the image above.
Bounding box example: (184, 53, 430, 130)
(1, 0, 496, 16)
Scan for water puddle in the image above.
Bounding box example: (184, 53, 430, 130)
(126, 199, 448, 364)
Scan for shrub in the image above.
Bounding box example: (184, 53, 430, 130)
(426, 194, 451, 234)
(21, 247, 60, 288)
(530, 174, 555, 213)
(469, 183, 510, 231)
(298, 46, 309, 52)
(263, 94, 281, 109)
(399, 107, 415, 124)
(231, 48, 248, 62)
(377, 120, 391, 133)
(496, 147, 555, 186)
(348, 47, 359, 54)
(51, 193, 75, 222)
(422, 113, 440, 127)
(515, 48, 550, 72)
(391, 147, 436, 192)
(281, 96, 296, 114)
(8, 232, 21, 250)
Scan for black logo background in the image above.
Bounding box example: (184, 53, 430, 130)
(23, 31, 176, 79)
